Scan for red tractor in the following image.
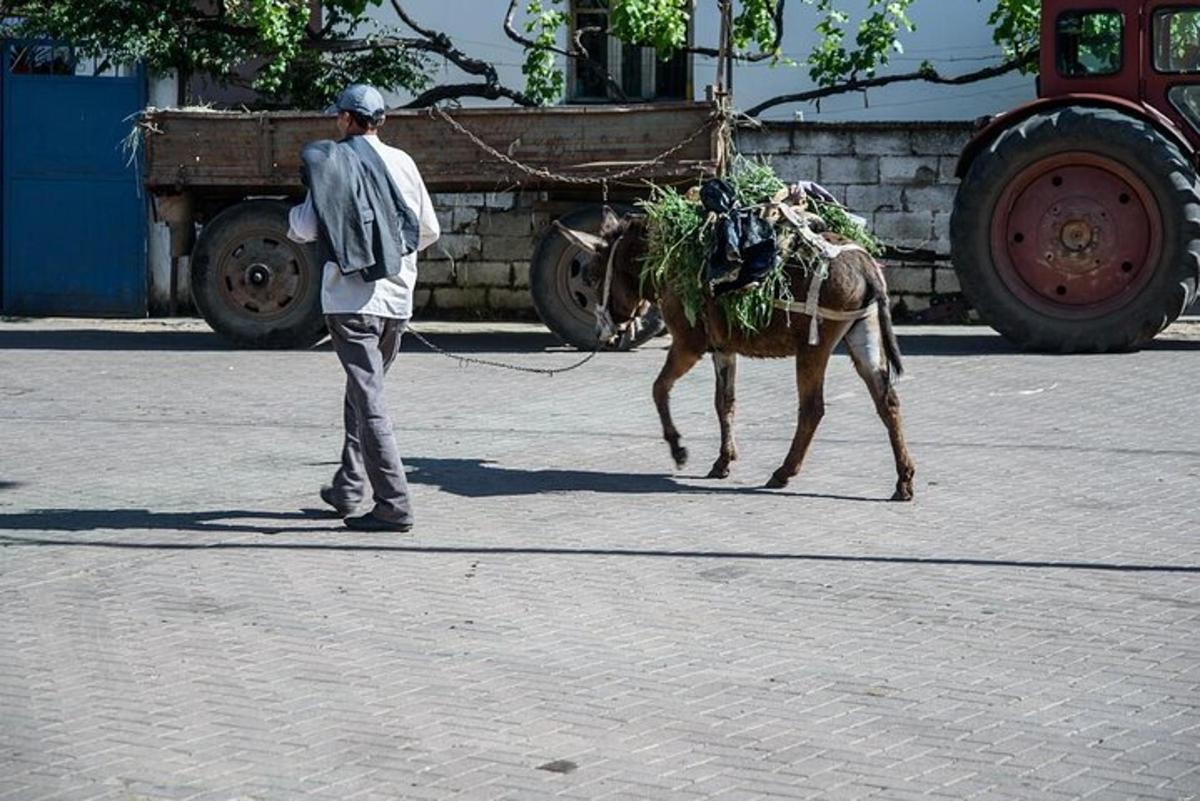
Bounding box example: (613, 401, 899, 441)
(952, 0, 1200, 350)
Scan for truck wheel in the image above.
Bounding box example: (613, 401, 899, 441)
(952, 107, 1200, 351)
(530, 205, 665, 350)
(191, 200, 325, 349)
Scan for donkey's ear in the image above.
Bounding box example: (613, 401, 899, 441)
(600, 205, 622, 234)
(553, 219, 606, 254)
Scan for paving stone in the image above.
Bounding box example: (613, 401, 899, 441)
(0, 317, 1198, 801)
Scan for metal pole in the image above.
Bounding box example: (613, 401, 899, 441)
(724, 0, 734, 98)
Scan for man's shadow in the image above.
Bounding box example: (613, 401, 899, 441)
(0, 507, 334, 535)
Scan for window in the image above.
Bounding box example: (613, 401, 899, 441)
(1169, 85, 1200, 133)
(1056, 10, 1123, 77)
(8, 43, 74, 75)
(1154, 8, 1200, 73)
(7, 43, 135, 78)
(568, 0, 689, 103)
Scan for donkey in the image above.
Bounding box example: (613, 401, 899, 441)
(557, 206, 916, 501)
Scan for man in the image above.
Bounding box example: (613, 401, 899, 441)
(288, 84, 440, 532)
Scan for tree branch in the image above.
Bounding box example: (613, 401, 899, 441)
(391, 0, 498, 83)
(743, 49, 1038, 117)
(502, 0, 630, 101)
(402, 82, 537, 108)
(687, 0, 788, 62)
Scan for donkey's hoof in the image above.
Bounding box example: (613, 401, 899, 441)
(671, 446, 689, 469)
(706, 463, 731, 480)
(765, 471, 789, 490)
(891, 485, 914, 502)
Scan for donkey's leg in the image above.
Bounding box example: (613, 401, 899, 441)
(654, 341, 703, 469)
(766, 344, 835, 489)
(707, 350, 739, 479)
(845, 316, 916, 501)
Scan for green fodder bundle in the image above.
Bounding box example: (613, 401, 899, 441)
(639, 158, 879, 333)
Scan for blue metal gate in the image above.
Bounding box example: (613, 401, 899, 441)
(1, 41, 146, 315)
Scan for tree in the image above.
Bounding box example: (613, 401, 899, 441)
(0, 0, 1043, 114)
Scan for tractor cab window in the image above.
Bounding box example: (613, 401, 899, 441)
(1153, 8, 1200, 73)
(1056, 10, 1124, 77)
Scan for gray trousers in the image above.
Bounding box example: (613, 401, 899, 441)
(326, 314, 413, 525)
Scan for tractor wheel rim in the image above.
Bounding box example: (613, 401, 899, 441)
(216, 230, 310, 321)
(990, 152, 1162, 319)
(554, 245, 600, 328)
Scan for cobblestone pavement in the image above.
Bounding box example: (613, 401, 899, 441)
(1, 318, 1198, 801)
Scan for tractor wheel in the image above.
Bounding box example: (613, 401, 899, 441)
(530, 204, 665, 351)
(191, 200, 326, 349)
(951, 107, 1200, 351)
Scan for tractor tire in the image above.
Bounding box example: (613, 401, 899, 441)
(530, 204, 665, 351)
(191, 200, 326, 349)
(951, 107, 1200, 352)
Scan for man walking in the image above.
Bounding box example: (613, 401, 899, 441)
(288, 84, 440, 532)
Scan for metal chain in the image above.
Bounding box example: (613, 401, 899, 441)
(429, 106, 716, 186)
(407, 328, 599, 375)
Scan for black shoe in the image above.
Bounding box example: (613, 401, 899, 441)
(344, 512, 413, 533)
(320, 486, 358, 518)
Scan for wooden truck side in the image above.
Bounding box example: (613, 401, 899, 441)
(143, 102, 718, 348)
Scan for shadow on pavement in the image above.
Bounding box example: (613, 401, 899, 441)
(0, 327, 575, 355)
(0, 526, 1195, 574)
(0, 507, 335, 535)
(3, 324, 1195, 355)
(892, 330, 1200, 354)
(403, 457, 890, 503)
(0, 328, 235, 352)
(890, 331, 1021, 356)
(1144, 336, 1200, 351)
(404, 330, 579, 354)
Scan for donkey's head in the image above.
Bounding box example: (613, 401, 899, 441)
(554, 206, 652, 348)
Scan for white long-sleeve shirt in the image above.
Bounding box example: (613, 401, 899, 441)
(288, 135, 440, 319)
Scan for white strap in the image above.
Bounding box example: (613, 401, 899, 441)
(803, 265, 823, 346)
(774, 297, 878, 322)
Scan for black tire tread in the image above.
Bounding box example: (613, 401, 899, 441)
(191, 200, 326, 349)
(529, 205, 663, 351)
(952, 106, 1200, 352)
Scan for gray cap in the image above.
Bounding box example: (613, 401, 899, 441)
(325, 84, 387, 116)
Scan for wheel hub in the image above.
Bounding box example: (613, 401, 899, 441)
(216, 234, 306, 319)
(1058, 218, 1095, 253)
(994, 156, 1158, 314)
(246, 262, 273, 287)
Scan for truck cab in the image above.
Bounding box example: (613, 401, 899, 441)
(1042, 0, 1200, 151)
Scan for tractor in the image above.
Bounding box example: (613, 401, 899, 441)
(952, 0, 1200, 351)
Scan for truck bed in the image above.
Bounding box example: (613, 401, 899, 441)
(142, 102, 718, 194)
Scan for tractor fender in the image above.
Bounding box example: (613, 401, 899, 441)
(955, 95, 1195, 179)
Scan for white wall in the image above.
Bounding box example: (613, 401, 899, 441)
(367, 0, 1036, 121)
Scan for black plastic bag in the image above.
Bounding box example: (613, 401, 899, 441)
(699, 178, 778, 295)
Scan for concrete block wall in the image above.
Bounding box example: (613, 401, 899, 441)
(415, 191, 543, 319)
(418, 121, 975, 320)
(740, 122, 974, 319)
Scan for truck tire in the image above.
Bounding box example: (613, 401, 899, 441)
(952, 107, 1200, 351)
(530, 205, 665, 350)
(191, 200, 325, 349)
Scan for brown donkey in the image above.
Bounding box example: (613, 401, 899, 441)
(557, 207, 916, 501)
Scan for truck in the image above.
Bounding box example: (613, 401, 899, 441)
(142, 102, 718, 349)
(952, 0, 1200, 351)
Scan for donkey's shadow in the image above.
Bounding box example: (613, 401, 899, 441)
(404, 457, 890, 503)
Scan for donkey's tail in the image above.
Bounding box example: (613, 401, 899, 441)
(867, 260, 904, 379)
